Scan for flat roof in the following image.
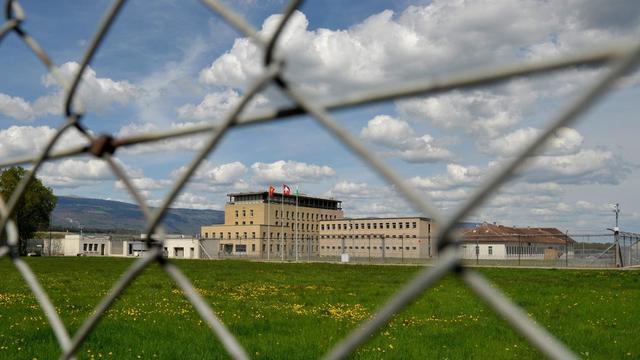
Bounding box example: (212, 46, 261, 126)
(227, 191, 342, 210)
(227, 191, 341, 203)
(320, 216, 431, 222)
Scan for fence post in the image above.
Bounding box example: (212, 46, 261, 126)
(565, 231, 568, 268)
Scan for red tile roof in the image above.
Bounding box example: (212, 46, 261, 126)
(460, 223, 574, 245)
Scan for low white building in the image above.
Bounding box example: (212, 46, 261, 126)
(50, 233, 219, 259)
(136, 234, 219, 259)
(460, 223, 574, 260)
(51, 234, 111, 256)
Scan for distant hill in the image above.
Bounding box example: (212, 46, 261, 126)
(52, 196, 224, 235)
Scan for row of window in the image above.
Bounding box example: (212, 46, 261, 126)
(321, 245, 417, 251)
(235, 209, 254, 217)
(274, 210, 337, 221)
(82, 243, 102, 252)
(204, 232, 319, 240)
(321, 221, 418, 231)
(234, 208, 338, 221)
(234, 221, 254, 225)
(321, 234, 418, 239)
(221, 244, 320, 253)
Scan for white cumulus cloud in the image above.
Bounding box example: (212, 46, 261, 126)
(251, 160, 335, 183)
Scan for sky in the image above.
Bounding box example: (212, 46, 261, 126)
(1, 0, 640, 234)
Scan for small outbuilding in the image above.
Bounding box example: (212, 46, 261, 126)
(460, 223, 575, 260)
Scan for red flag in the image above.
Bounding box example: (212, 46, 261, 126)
(268, 185, 275, 198)
(283, 184, 291, 196)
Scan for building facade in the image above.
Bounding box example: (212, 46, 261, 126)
(460, 223, 574, 260)
(200, 192, 343, 258)
(318, 217, 435, 259)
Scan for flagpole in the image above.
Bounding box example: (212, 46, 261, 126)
(281, 188, 285, 261)
(267, 189, 270, 261)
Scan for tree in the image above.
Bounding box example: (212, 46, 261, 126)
(0, 167, 56, 255)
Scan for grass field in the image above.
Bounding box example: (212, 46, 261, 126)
(1, 258, 638, 359)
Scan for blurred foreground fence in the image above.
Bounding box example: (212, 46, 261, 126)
(2, 0, 640, 359)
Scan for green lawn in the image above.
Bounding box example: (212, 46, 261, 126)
(0, 257, 638, 359)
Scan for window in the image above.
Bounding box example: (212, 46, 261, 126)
(235, 221, 238, 225)
(321, 224, 324, 230)
(236, 244, 247, 252)
(242, 221, 246, 225)
(252, 232, 256, 238)
(373, 223, 377, 229)
(412, 222, 417, 228)
(275, 210, 279, 218)
(250, 221, 253, 225)
(386, 223, 390, 229)
(251, 244, 255, 252)
(235, 210, 239, 217)
(235, 232, 239, 239)
(392, 223, 396, 229)
(367, 223, 371, 229)
(488, 246, 493, 255)
(338, 224, 342, 230)
(242, 210, 246, 217)
(406, 222, 410, 228)
(227, 232, 231, 239)
(204, 232, 208, 238)
(83, 243, 87, 251)
(412, 247, 417, 250)
(250, 210, 254, 217)
(332, 224, 336, 230)
(355, 224, 358, 230)
(219, 233, 223, 239)
(399, 222, 403, 229)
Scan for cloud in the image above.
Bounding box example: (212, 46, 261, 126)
(480, 127, 584, 157)
(409, 163, 485, 191)
(115, 177, 171, 191)
(0, 94, 39, 120)
(199, 2, 639, 98)
(177, 89, 270, 122)
(397, 81, 538, 139)
(0, 62, 137, 121)
(116, 121, 209, 154)
(519, 149, 632, 185)
(148, 192, 222, 210)
(360, 115, 452, 162)
(39, 158, 141, 188)
(172, 160, 247, 184)
(0, 125, 90, 158)
(250, 160, 335, 183)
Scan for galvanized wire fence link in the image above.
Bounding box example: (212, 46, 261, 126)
(1, 0, 639, 358)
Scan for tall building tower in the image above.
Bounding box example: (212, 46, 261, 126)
(201, 191, 343, 258)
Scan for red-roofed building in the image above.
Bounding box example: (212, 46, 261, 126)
(460, 222, 575, 260)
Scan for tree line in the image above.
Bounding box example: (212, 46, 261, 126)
(0, 166, 56, 255)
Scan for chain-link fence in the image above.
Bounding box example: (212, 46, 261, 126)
(1, 0, 640, 359)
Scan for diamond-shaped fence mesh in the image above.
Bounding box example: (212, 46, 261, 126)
(1, 0, 639, 359)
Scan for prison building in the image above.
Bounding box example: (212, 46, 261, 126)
(48, 234, 111, 256)
(318, 217, 435, 259)
(200, 192, 343, 258)
(459, 223, 575, 260)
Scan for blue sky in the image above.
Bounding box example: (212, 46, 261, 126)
(2, 0, 640, 233)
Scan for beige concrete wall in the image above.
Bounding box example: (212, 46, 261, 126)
(201, 200, 343, 258)
(318, 217, 435, 258)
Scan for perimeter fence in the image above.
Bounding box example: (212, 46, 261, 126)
(1, 0, 640, 359)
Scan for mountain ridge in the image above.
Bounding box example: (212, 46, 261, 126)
(52, 196, 224, 235)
